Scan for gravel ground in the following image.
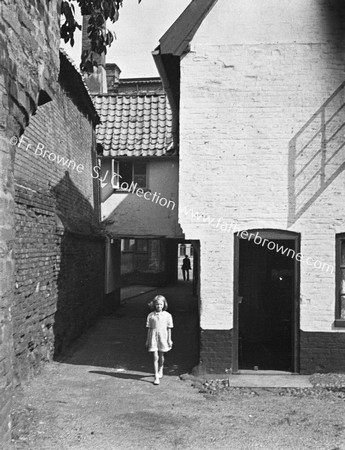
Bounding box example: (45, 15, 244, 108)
(9, 286, 345, 450)
(11, 366, 345, 450)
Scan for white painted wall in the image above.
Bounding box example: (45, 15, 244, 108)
(102, 159, 181, 238)
(179, 0, 345, 331)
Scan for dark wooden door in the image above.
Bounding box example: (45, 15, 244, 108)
(233, 231, 300, 372)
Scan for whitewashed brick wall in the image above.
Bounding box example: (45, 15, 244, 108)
(179, 0, 345, 331)
(102, 159, 179, 237)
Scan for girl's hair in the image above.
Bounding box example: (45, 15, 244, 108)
(148, 295, 168, 311)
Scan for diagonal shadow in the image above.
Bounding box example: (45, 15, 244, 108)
(288, 81, 345, 226)
(89, 370, 153, 382)
(51, 171, 105, 357)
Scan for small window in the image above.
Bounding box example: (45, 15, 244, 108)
(136, 239, 149, 254)
(111, 159, 121, 188)
(133, 162, 147, 189)
(335, 234, 345, 326)
(118, 161, 133, 186)
(113, 161, 147, 191)
(122, 239, 135, 253)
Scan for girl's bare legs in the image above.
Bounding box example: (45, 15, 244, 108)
(152, 351, 160, 384)
(158, 352, 164, 378)
(152, 351, 165, 383)
(153, 351, 159, 375)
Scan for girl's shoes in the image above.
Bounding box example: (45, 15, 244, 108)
(153, 367, 163, 384)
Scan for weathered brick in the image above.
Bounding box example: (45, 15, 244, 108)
(199, 329, 233, 373)
(300, 331, 345, 373)
(0, 0, 60, 445)
(12, 60, 105, 384)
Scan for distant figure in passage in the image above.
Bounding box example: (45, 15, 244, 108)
(146, 295, 173, 385)
(182, 255, 191, 281)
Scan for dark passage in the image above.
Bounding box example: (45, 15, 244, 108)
(60, 281, 199, 377)
(239, 238, 295, 371)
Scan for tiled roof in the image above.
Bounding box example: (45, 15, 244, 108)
(93, 93, 174, 157)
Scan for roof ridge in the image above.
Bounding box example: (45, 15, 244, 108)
(59, 47, 94, 100)
(92, 92, 168, 98)
(59, 47, 99, 125)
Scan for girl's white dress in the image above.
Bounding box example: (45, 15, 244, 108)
(146, 310, 173, 352)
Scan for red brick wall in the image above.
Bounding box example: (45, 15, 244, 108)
(12, 67, 105, 383)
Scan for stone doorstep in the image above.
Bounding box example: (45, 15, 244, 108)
(183, 371, 313, 388)
(227, 374, 312, 388)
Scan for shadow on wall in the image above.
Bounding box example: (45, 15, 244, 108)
(103, 190, 179, 236)
(288, 81, 345, 226)
(318, 1, 345, 60)
(51, 172, 105, 358)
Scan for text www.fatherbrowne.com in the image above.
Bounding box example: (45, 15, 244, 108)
(180, 206, 334, 274)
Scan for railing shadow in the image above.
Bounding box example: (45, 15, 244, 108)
(288, 81, 345, 226)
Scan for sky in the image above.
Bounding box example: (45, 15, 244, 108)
(61, 0, 191, 78)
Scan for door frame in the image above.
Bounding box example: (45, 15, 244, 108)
(233, 229, 300, 373)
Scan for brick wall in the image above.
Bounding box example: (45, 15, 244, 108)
(53, 234, 104, 356)
(199, 329, 232, 373)
(0, 0, 60, 446)
(300, 331, 345, 374)
(12, 54, 104, 382)
(178, 0, 345, 370)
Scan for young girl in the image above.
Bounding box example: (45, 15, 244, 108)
(146, 295, 173, 385)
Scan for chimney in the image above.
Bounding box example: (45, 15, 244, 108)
(106, 63, 122, 93)
(81, 15, 107, 94)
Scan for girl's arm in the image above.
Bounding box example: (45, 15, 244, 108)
(146, 328, 150, 347)
(167, 328, 172, 347)
(145, 314, 151, 347)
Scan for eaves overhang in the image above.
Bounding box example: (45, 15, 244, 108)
(159, 0, 218, 57)
(152, 0, 218, 149)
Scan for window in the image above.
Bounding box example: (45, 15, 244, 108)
(136, 239, 149, 254)
(335, 234, 345, 326)
(113, 161, 147, 190)
(122, 239, 135, 253)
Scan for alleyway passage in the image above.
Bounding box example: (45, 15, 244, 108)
(12, 282, 205, 449)
(59, 281, 200, 376)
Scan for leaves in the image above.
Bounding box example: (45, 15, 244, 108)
(60, 0, 142, 71)
(60, 1, 81, 46)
